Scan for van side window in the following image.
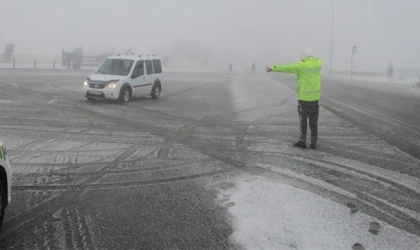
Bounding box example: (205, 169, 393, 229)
(145, 60, 153, 75)
(131, 61, 144, 78)
(153, 59, 162, 73)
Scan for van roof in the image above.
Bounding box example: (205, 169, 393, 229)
(107, 54, 161, 60)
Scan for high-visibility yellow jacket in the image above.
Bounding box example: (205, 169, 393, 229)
(271, 57, 322, 101)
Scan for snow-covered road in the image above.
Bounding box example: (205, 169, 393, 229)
(0, 70, 419, 249)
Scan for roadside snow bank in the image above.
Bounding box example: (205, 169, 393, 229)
(221, 175, 420, 250)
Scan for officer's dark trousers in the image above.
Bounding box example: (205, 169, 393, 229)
(297, 100, 319, 145)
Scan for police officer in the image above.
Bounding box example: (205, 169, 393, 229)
(227, 63, 233, 76)
(266, 49, 322, 149)
(249, 62, 256, 75)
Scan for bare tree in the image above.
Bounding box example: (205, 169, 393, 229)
(386, 63, 394, 78)
(72, 46, 84, 57)
(72, 46, 84, 70)
(2, 42, 16, 63)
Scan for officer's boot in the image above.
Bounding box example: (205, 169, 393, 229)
(310, 131, 318, 150)
(309, 134, 317, 149)
(294, 124, 307, 149)
(295, 103, 308, 149)
(293, 140, 307, 149)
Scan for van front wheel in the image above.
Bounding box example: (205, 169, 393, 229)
(119, 86, 131, 103)
(151, 84, 161, 99)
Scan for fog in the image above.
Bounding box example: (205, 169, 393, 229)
(1, 0, 420, 72)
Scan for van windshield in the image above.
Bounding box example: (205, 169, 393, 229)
(96, 59, 134, 76)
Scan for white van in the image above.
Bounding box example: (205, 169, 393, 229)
(83, 54, 163, 102)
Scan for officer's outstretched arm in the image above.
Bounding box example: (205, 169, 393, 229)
(270, 63, 301, 74)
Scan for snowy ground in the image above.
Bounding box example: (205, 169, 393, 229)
(0, 70, 419, 249)
(219, 175, 420, 250)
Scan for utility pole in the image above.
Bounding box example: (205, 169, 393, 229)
(350, 46, 358, 80)
(329, 0, 335, 76)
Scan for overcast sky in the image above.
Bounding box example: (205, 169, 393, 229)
(1, 0, 419, 71)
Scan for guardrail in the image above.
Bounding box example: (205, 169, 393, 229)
(0, 59, 56, 69)
(0, 62, 223, 75)
(0, 60, 97, 71)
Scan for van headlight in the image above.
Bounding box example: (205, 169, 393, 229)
(83, 80, 88, 87)
(108, 82, 118, 89)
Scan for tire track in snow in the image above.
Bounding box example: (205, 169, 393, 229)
(322, 98, 420, 161)
(12, 168, 232, 191)
(249, 152, 420, 236)
(1, 85, 236, 241)
(12, 159, 214, 178)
